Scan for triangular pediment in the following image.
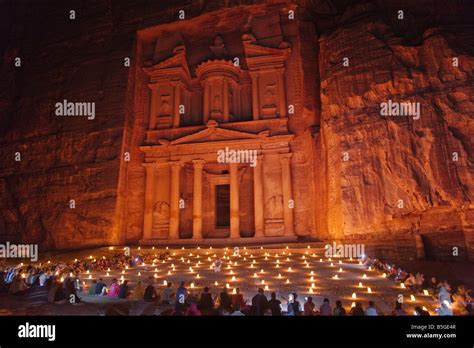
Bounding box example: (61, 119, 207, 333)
(169, 122, 268, 145)
(243, 41, 290, 59)
(143, 46, 191, 80)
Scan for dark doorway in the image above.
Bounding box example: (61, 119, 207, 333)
(216, 184, 230, 227)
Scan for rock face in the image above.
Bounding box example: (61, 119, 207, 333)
(316, 1, 474, 260)
(0, 0, 472, 260)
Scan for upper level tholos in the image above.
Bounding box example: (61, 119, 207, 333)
(143, 34, 291, 131)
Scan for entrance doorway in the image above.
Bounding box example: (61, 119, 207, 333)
(215, 184, 230, 228)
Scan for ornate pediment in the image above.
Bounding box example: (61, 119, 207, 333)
(242, 33, 291, 70)
(143, 45, 191, 82)
(161, 120, 269, 145)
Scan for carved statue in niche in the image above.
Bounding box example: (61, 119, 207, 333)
(265, 195, 283, 219)
(211, 93, 221, 114)
(261, 84, 278, 118)
(263, 84, 276, 107)
(152, 201, 170, 235)
(159, 95, 172, 116)
(210, 35, 229, 59)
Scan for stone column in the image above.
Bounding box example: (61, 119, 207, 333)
(173, 83, 181, 128)
(280, 153, 294, 236)
(192, 159, 205, 239)
(223, 78, 229, 122)
(229, 163, 240, 239)
(253, 155, 265, 237)
(148, 85, 158, 129)
(203, 81, 210, 124)
(250, 73, 260, 120)
(143, 164, 155, 240)
(169, 161, 182, 239)
(277, 68, 287, 117)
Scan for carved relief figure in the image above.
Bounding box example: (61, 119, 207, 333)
(159, 95, 172, 116)
(265, 195, 283, 219)
(152, 201, 170, 235)
(263, 84, 277, 107)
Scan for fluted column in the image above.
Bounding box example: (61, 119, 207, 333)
(169, 161, 182, 239)
(192, 159, 205, 239)
(173, 83, 181, 128)
(253, 155, 265, 237)
(280, 154, 294, 236)
(223, 78, 229, 122)
(250, 73, 260, 120)
(142, 164, 155, 240)
(148, 85, 158, 129)
(277, 68, 287, 117)
(203, 81, 210, 124)
(229, 163, 240, 239)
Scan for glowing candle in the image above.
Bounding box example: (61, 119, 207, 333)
(190, 283, 195, 288)
(196, 274, 200, 279)
(225, 283, 229, 289)
(286, 279, 290, 284)
(88, 275, 92, 279)
(122, 270, 126, 274)
(309, 288, 314, 293)
(260, 269, 264, 273)
(367, 287, 372, 293)
(287, 267, 292, 272)
(423, 289, 429, 296)
(363, 274, 367, 279)
(410, 295, 416, 302)
(359, 282, 363, 288)
(120, 275, 124, 281)
(253, 273, 258, 278)
(330, 263, 334, 267)
(338, 268, 343, 272)
(400, 283, 406, 289)
(261, 280, 265, 285)
(352, 292, 357, 299)
(168, 271, 171, 275)
(351, 302, 356, 308)
(264, 285, 269, 291)
(163, 280, 167, 286)
(232, 288, 237, 294)
(382, 273, 386, 278)
(86, 270, 90, 274)
(214, 281, 218, 286)
(231, 276, 236, 281)
(332, 274, 338, 280)
(338, 260, 342, 264)
(311, 283, 315, 288)
(154, 274, 158, 278)
(106, 272, 110, 277)
(310, 271, 314, 275)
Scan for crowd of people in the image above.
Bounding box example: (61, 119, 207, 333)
(361, 255, 473, 316)
(0, 250, 472, 316)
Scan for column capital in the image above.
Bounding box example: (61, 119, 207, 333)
(148, 83, 159, 90)
(192, 159, 206, 168)
(276, 67, 286, 74)
(279, 153, 292, 163)
(169, 160, 184, 169)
